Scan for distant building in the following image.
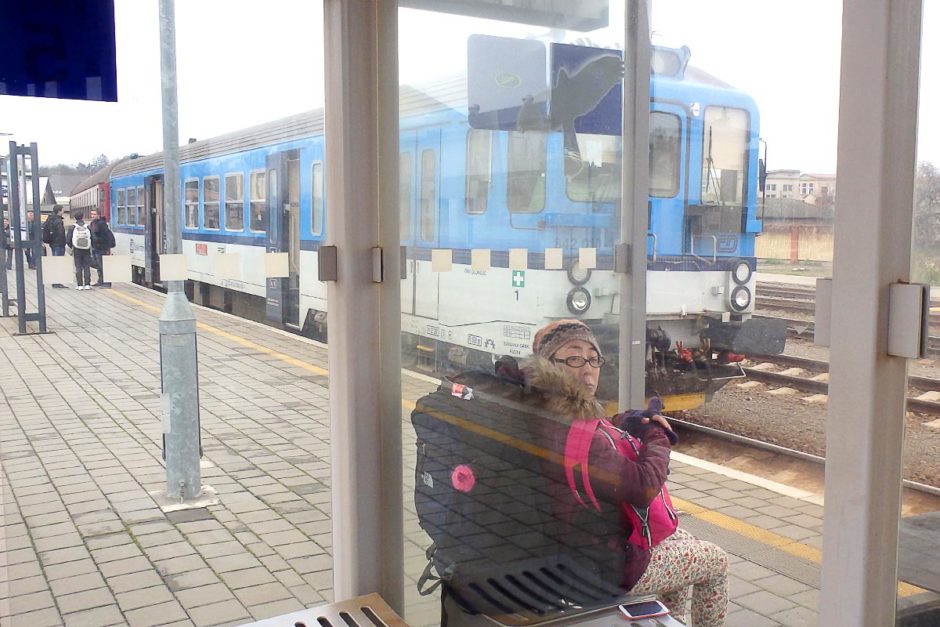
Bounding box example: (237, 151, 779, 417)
(764, 169, 836, 205)
(0, 167, 57, 217)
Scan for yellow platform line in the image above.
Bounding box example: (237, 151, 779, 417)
(110, 290, 328, 377)
(110, 288, 927, 598)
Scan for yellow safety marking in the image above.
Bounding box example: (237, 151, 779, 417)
(110, 290, 328, 377)
(112, 288, 927, 598)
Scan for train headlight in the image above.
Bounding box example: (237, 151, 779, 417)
(730, 285, 751, 312)
(566, 261, 592, 286)
(566, 287, 592, 314)
(732, 260, 752, 285)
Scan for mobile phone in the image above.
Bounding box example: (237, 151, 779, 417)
(619, 600, 670, 620)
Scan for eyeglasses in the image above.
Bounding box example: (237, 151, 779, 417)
(552, 355, 606, 368)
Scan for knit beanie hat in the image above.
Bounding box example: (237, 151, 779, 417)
(532, 319, 602, 359)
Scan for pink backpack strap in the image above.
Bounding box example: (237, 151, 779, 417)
(564, 418, 602, 511)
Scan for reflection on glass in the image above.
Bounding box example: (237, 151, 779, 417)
(225, 172, 244, 231)
(649, 112, 680, 198)
(701, 106, 747, 206)
(400, 152, 412, 239)
(420, 149, 436, 241)
(312, 162, 324, 235)
(137, 185, 146, 226)
(204, 176, 221, 230)
(184, 179, 199, 229)
(465, 129, 492, 214)
(249, 170, 266, 232)
(507, 130, 547, 213)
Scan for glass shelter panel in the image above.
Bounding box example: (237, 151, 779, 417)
(897, 5, 940, 623)
(0, 3, 333, 626)
(399, 3, 846, 625)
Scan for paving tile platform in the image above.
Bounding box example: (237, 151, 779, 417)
(1, 272, 928, 626)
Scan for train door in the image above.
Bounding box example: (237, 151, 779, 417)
(412, 128, 441, 319)
(648, 103, 688, 256)
(144, 175, 164, 285)
(264, 150, 302, 327)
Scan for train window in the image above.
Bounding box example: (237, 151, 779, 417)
(311, 162, 324, 236)
(184, 179, 199, 229)
(116, 188, 126, 225)
(127, 187, 137, 226)
(204, 176, 221, 230)
(400, 152, 412, 240)
(649, 112, 681, 197)
(136, 186, 145, 226)
(249, 171, 266, 232)
(225, 173, 245, 232)
(420, 149, 436, 241)
(701, 106, 749, 206)
(465, 129, 491, 214)
(507, 130, 546, 213)
(567, 133, 621, 202)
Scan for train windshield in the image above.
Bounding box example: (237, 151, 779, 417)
(566, 133, 621, 203)
(701, 106, 748, 205)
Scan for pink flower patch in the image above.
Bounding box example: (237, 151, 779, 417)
(451, 464, 476, 493)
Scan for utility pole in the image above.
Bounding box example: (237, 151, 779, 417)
(158, 0, 201, 501)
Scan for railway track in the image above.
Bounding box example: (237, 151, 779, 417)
(671, 416, 940, 498)
(741, 353, 940, 415)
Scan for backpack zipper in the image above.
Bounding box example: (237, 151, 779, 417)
(631, 505, 652, 546)
(661, 491, 678, 521)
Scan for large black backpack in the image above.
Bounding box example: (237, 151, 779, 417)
(411, 369, 636, 623)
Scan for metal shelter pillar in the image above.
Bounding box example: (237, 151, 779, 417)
(158, 0, 202, 502)
(618, 0, 651, 409)
(1, 155, 10, 318)
(6, 141, 48, 334)
(822, 0, 923, 624)
(322, 0, 403, 611)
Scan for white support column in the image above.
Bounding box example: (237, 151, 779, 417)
(822, 0, 922, 624)
(619, 0, 651, 409)
(323, 0, 403, 611)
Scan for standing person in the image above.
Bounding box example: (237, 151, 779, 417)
(3, 217, 12, 270)
(25, 210, 37, 268)
(88, 210, 115, 287)
(66, 211, 93, 289)
(43, 205, 68, 287)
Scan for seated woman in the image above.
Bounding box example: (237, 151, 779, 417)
(524, 319, 730, 627)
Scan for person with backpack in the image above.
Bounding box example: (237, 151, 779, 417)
(43, 205, 68, 287)
(25, 210, 37, 269)
(530, 320, 729, 626)
(88, 209, 115, 287)
(419, 320, 729, 626)
(66, 211, 93, 289)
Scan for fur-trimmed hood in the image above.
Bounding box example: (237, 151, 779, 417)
(521, 356, 605, 423)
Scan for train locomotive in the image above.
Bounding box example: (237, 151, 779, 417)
(104, 37, 785, 410)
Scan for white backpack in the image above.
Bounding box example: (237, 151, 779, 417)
(72, 223, 91, 250)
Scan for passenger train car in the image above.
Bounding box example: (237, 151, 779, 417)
(106, 38, 785, 408)
(69, 158, 130, 221)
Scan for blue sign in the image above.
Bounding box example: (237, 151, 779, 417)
(0, 1, 118, 102)
(550, 43, 623, 136)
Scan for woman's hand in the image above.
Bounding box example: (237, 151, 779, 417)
(648, 414, 673, 433)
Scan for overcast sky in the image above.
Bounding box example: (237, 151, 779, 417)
(0, 1, 936, 174)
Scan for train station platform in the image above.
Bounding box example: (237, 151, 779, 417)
(0, 271, 934, 626)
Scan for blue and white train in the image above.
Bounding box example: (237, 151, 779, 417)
(106, 39, 785, 409)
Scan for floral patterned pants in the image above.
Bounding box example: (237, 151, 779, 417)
(630, 528, 729, 626)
